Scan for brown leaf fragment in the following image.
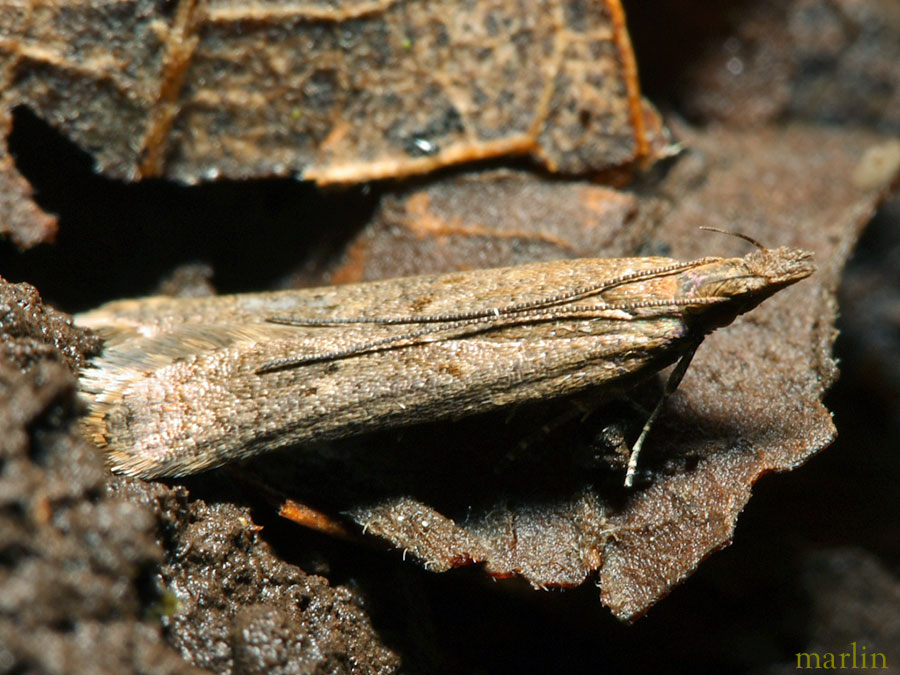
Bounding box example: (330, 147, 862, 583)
(323, 169, 646, 284)
(467, 490, 611, 587)
(596, 123, 900, 619)
(0, 0, 664, 242)
(261, 123, 899, 620)
(351, 491, 611, 587)
(350, 497, 489, 573)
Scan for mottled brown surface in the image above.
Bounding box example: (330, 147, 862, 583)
(0, 0, 659, 248)
(628, 0, 900, 132)
(258, 123, 896, 620)
(111, 478, 401, 673)
(0, 279, 401, 672)
(1, 0, 898, 671)
(0, 280, 205, 674)
(322, 169, 647, 284)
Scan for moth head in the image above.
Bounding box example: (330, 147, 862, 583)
(742, 246, 816, 289)
(684, 247, 815, 327)
(692, 247, 813, 297)
(693, 228, 815, 299)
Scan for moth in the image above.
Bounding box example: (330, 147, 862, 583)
(77, 244, 814, 486)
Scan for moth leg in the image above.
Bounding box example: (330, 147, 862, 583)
(624, 341, 701, 487)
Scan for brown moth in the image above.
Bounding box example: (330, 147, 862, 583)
(77, 246, 814, 485)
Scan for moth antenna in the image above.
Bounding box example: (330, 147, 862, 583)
(699, 226, 766, 251)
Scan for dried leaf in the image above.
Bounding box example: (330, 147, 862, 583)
(0, 0, 662, 247)
(269, 123, 900, 620)
(321, 169, 647, 284)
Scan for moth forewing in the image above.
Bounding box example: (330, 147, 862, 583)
(76, 248, 814, 481)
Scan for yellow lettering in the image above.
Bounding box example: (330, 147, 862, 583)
(796, 653, 820, 669)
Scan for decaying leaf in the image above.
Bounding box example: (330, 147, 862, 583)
(0, 0, 664, 248)
(264, 122, 900, 620)
(319, 169, 649, 285)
